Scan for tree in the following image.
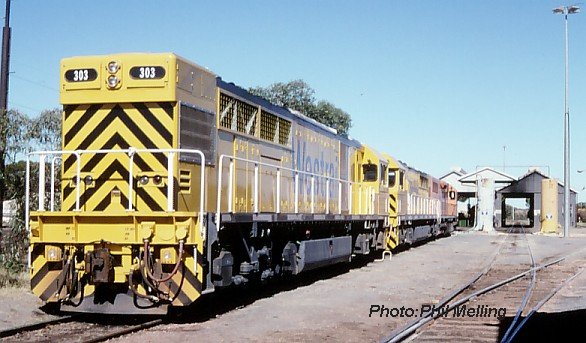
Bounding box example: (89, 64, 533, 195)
(2, 108, 61, 210)
(0, 109, 33, 235)
(313, 100, 352, 136)
(3, 109, 33, 162)
(30, 108, 61, 151)
(0, 108, 61, 280)
(250, 79, 316, 116)
(249, 80, 352, 135)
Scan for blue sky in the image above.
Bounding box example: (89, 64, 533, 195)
(7, 1, 586, 201)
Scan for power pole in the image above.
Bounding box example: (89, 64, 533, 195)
(0, 0, 11, 227)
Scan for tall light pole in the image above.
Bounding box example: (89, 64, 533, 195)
(553, 5, 579, 238)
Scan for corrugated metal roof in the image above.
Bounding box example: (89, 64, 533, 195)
(458, 167, 516, 184)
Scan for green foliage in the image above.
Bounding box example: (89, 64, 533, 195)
(0, 215, 28, 284)
(3, 109, 34, 163)
(0, 267, 28, 288)
(250, 79, 316, 114)
(0, 108, 61, 287)
(249, 80, 352, 135)
(314, 100, 352, 136)
(30, 108, 62, 151)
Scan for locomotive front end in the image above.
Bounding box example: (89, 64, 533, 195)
(28, 53, 215, 314)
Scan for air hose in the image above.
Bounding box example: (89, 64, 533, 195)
(143, 240, 185, 283)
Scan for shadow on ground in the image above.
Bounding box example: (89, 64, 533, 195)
(43, 233, 451, 326)
(498, 309, 586, 342)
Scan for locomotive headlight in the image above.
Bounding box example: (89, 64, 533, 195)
(107, 75, 119, 88)
(107, 61, 119, 73)
(84, 175, 94, 185)
(45, 245, 62, 262)
(139, 175, 149, 185)
(153, 175, 163, 185)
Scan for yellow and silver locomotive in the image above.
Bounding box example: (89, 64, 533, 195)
(27, 53, 456, 314)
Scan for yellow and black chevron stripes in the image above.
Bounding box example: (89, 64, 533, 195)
(385, 228, 399, 250)
(62, 102, 175, 212)
(30, 244, 62, 302)
(389, 193, 398, 215)
(167, 245, 203, 306)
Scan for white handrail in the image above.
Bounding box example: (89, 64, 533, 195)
(128, 148, 136, 211)
(26, 147, 206, 223)
(310, 176, 315, 213)
(294, 172, 299, 213)
(325, 179, 330, 214)
(254, 164, 259, 213)
(167, 152, 175, 212)
(50, 156, 61, 211)
(215, 154, 354, 228)
(276, 169, 281, 213)
(227, 159, 234, 212)
(38, 154, 46, 211)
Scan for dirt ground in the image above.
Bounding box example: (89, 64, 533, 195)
(0, 286, 57, 331)
(3, 228, 586, 342)
(115, 229, 586, 342)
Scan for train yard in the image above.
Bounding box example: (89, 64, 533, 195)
(3, 229, 586, 342)
(385, 229, 584, 342)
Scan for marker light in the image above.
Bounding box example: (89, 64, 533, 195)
(139, 175, 149, 185)
(153, 175, 163, 185)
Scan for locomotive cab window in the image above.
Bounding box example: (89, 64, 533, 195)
(362, 163, 377, 182)
(388, 170, 397, 188)
(420, 176, 429, 189)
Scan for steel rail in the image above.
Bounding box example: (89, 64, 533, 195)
(81, 318, 164, 343)
(500, 226, 536, 343)
(0, 315, 78, 338)
(382, 230, 514, 343)
(383, 255, 565, 343)
(504, 267, 585, 343)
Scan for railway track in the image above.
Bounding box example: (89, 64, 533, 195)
(0, 248, 379, 342)
(382, 229, 584, 343)
(0, 315, 163, 342)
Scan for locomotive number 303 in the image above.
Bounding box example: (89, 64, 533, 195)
(138, 67, 156, 79)
(64, 68, 98, 82)
(129, 66, 166, 80)
(73, 69, 89, 81)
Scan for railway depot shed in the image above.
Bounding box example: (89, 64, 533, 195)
(495, 170, 577, 233)
(441, 167, 515, 227)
